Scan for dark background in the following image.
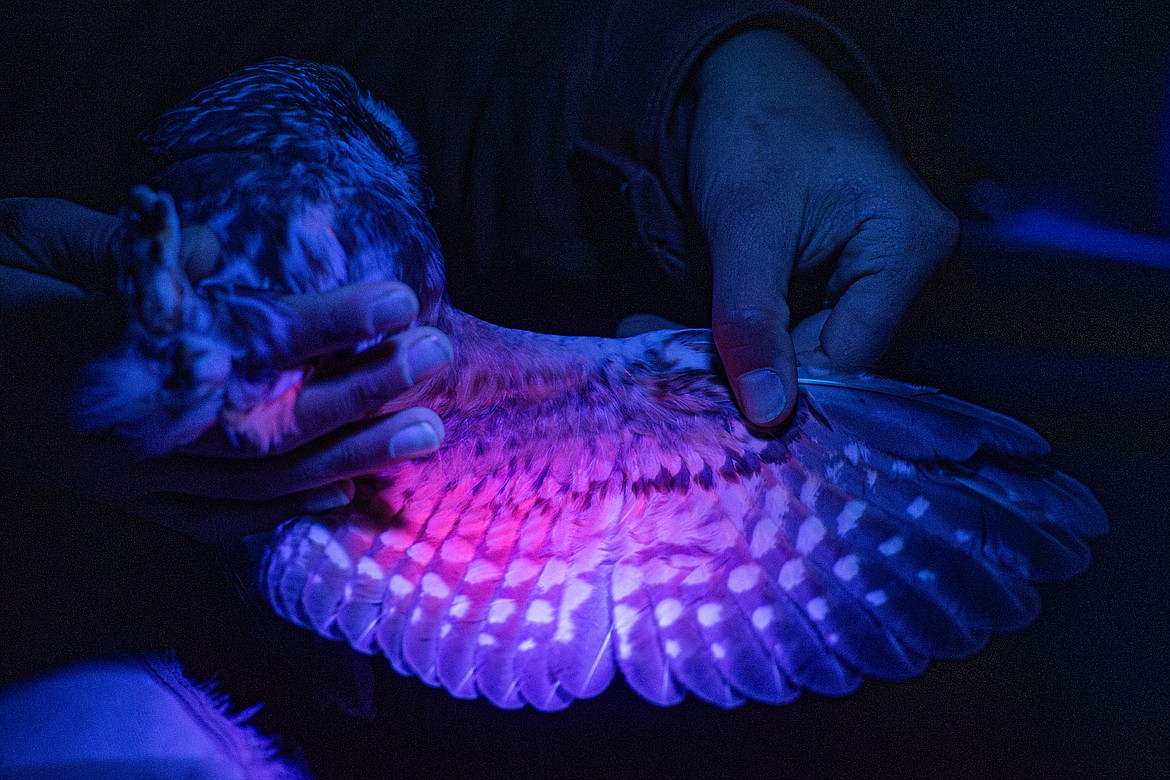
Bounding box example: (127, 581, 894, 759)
(2, 2, 1168, 777)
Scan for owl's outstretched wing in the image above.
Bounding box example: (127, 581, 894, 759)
(261, 331, 1105, 710)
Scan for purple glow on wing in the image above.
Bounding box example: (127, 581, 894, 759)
(262, 314, 1107, 710)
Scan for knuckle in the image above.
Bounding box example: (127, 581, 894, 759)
(330, 439, 370, 477)
(349, 378, 381, 415)
(349, 371, 398, 414)
(860, 188, 959, 272)
(910, 199, 960, 248)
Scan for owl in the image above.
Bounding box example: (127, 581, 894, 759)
(78, 59, 1106, 710)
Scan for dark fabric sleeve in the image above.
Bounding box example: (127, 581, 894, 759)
(576, 2, 895, 282)
(340, 0, 891, 323)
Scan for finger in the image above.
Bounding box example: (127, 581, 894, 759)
(181, 326, 452, 458)
(704, 200, 800, 427)
(146, 408, 444, 500)
(289, 327, 451, 446)
(273, 280, 420, 366)
(132, 479, 355, 545)
(805, 208, 957, 369)
(271, 407, 444, 496)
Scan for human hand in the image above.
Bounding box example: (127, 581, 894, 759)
(0, 197, 451, 543)
(120, 276, 450, 543)
(688, 30, 959, 426)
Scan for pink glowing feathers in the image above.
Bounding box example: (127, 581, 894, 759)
(263, 318, 1104, 709)
(95, 60, 1105, 709)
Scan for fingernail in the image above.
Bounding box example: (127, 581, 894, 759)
(371, 289, 417, 331)
(405, 334, 452, 383)
(737, 368, 788, 425)
(389, 421, 440, 459)
(306, 483, 353, 513)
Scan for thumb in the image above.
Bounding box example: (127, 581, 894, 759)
(698, 176, 799, 428)
(712, 300, 798, 428)
(707, 216, 799, 425)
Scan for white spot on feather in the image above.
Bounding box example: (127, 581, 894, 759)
(389, 575, 414, 597)
(448, 595, 471, 618)
(763, 488, 787, 520)
(843, 441, 868, 465)
(728, 564, 763, 593)
(537, 559, 568, 590)
(357, 559, 384, 579)
(697, 603, 723, 627)
(752, 605, 775, 630)
(879, 536, 904, 556)
(478, 633, 496, 647)
(711, 643, 727, 660)
(308, 525, 330, 544)
(917, 569, 937, 583)
(422, 573, 450, 599)
(554, 617, 575, 643)
(655, 599, 683, 628)
(407, 542, 434, 563)
(440, 537, 476, 564)
(642, 559, 679, 585)
(505, 558, 541, 586)
(665, 639, 681, 658)
(779, 559, 805, 590)
(807, 597, 829, 621)
(682, 566, 712, 586)
(796, 516, 826, 554)
(613, 604, 639, 660)
(563, 579, 594, 613)
(488, 599, 515, 624)
(519, 638, 536, 652)
(527, 599, 554, 624)
(832, 555, 860, 581)
(865, 589, 888, 606)
(464, 559, 500, 584)
(749, 517, 780, 558)
(906, 496, 930, 518)
(836, 500, 866, 535)
(324, 541, 350, 568)
(612, 564, 644, 600)
(892, 459, 916, 478)
(440, 623, 452, 638)
(955, 529, 974, 544)
(799, 474, 821, 508)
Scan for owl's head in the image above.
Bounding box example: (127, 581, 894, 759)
(140, 57, 447, 318)
(76, 59, 446, 455)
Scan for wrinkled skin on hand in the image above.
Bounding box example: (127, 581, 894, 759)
(0, 197, 450, 543)
(689, 30, 959, 427)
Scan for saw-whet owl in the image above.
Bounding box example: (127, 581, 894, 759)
(78, 58, 1107, 710)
